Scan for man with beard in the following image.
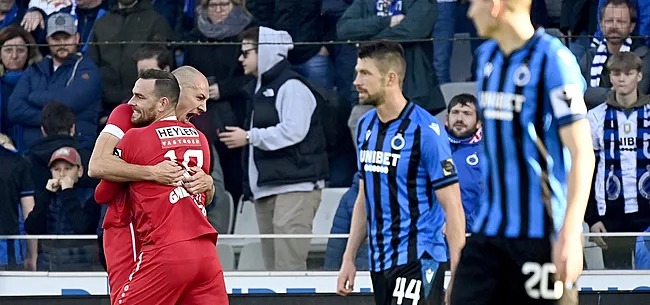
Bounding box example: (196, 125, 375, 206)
(7, 12, 101, 150)
(103, 69, 225, 305)
(88, 66, 216, 303)
(336, 41, 465, 305)
(445, 94, 483, 231)
(580, 0, 650, 108)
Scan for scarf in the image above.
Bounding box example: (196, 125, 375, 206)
(196, 6, 252, 40)
(0, 71, 24, 149)
(601, 105, 650, 215)
(590, 37, 632, 87)
(447, 127, 482, 145)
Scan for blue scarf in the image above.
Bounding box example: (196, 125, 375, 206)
(602, 105, 650, 209)
(0, 71, 24, 148)
(375, 0, 403, 17)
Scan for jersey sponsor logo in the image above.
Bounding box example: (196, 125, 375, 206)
(155, 126, 200, 139)
(441, 158, 456, 176)
(359, 150, 401, 174)
(479, 91, 526, 121)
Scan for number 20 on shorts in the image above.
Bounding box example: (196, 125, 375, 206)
(393, 277, 422, 305)
(522, 262, 564, 300)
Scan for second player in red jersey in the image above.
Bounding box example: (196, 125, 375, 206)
(110, 69, 227, 305)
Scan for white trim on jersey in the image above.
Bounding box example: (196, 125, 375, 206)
(101, 124, 125, 140)
(129, 223, 137, 263)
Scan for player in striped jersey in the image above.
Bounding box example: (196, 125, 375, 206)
(450, 0, 595, 304)
(336, 41, 466, 305)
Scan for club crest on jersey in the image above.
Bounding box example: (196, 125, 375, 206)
(513, 64, 531, 87)
(391, 133, 406, 150)
(466, 153, 479, 166)
(624, 123, 632, 134)
(156, 126, 202, 149)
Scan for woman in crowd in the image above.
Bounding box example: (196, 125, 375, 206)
(0, 25, 41, 152)
(183, 0, 255, 205)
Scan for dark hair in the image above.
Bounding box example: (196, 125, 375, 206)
(357, 40, 406, 85)
(41, 102, 75, 136)
(600, 0, 637, 23)
(0, 25, 42, 74)
(239, 26, 259, 48)
(138, 69, 180, 104)
(607, 51, 643, 74)
(447, 93, 479, 114)
(134, 44, 173, 70)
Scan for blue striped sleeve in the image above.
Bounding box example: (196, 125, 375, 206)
(420, 121, 459, 190)
(545, 41, 588, 127)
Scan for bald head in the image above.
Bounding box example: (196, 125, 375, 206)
(172, 66, 208, 89)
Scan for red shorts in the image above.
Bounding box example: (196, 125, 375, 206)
(112, 237, 228, 305)
(104, 224, 141, 301)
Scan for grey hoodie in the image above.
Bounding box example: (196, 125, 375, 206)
(246, 27, 325, 200)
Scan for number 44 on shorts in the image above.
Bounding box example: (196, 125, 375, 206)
(393, 277, 422, 305)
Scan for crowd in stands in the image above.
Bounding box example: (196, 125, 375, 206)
(0, 0, 649, 272)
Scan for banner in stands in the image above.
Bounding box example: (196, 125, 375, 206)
(1, 272, 650, 296)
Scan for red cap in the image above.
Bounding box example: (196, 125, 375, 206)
(48, 146, 82, 167)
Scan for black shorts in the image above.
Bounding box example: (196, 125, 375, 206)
(371, 258, 447, 305)
(451, 235, 578, 305)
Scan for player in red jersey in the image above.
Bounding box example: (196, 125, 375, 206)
(109, 69, 226, 305)
(89, 66, 216, 303)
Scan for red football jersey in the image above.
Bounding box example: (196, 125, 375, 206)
(97, 104, 136, 229)
(116, 117, 217, 250)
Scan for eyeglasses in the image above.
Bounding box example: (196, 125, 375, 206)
(207, 2, 231, 10)
(241, 48, 255, 58)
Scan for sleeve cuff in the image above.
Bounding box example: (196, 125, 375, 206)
(101, 124, 125, 139)
(431, 174, 459, 190)
(20, 190, 34, 197)
(557, 114, 586, 128)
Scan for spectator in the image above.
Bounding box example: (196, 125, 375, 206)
(322, 0, 357, 104)
(219, 26, 328, 271)
(183, 0, 254, 204)
(0, 133, 36, 271)
(445, 93, 482, 230)
(24, 146, 101, 271)
(560, 0, 599, 62)
(593, 0, 649, 47)
(20, 0, 107, 55)
(337, 0, 446, 140)
(0, 25, 41, 151)
(26, 102, 94, 206)
(323, 172, 368, 271)
(134, 44, 172, 72)
(7, 12, 101, 151)
(580, 0, 650, 108)
(0, 0, 25, 30)
(586, 52, 650, 269)
(89, 0, 173, 116)
(245, 0, 329, 89)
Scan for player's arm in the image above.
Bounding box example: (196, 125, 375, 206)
(422, 123, 466, 275)
(94, 179, 124, 204)
(342, 179, 368, 264)
(88, 132, 160, 182)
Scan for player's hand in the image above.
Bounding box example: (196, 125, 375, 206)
(390, 14, 405, 27)
(209, 84, 220, 100)
(553, 230, 584, 289)
(59, 176, 75, 190)
(23, 256, 37, 271)
(183, 166, 213, 194)
(218, 126, 249, 149)
(589, 221, 608, 250)
(337, 259, 357, 296)
(46, 179, 60, 192)
(151, 160, 184, 185)
(446, 273, 455, 305)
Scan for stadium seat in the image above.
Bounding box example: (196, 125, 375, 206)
(436, 82, 477, 123)
(312, 188, 348, 245)
(217, 243, 236, 271)
(226, 192, 235, 234)
(233, 196, 259, 235)
(237, 241, 267, 270)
